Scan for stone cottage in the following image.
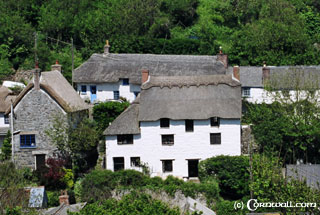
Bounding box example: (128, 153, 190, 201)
(6, 62, 88, 169)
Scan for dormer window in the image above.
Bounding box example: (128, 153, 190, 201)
(211, 117, 220, 127)
(122, 79, 129, 86)
(160, 118, 170, 128)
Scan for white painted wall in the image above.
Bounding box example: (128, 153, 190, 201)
(243, 87, 273, 104)
(77, 81, 141, 102)
(106, 119, 241, 179)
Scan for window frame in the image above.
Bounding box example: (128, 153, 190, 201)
(20, 134, 36, 148)
(117, 134, 134, 145)
(113, 91, 120, 100)
(161, 134, 174, 145)
(122, 78, 129, 86)
(210, 133, 221, 145)
(160, 118, 170, 128)
(210, 117, 220, 127)
(81, 85, 87, 95)
(185, 120, 194, 132)
(113, 157, 125, 171)
(162, 160, 173, 173)
(130, 157, 140, 167)
(4, 115, 9, 124)
(242, 87, 251, 97)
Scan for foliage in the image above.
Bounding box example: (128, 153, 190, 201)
(199, 155, 249, 199)
(71, 192, 180, 215)
(0, 130, 12, 161)
(92, 101, 129, 133)
(46, 190, 60, 207)
(46, 114, 99, 176)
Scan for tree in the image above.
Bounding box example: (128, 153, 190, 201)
(0, 131, 12, 161)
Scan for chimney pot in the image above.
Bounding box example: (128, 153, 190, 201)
(51, 60, 62, 72)
(59, 190, 69, 206)
(233, 66, 240, 81)
(141, 69, 149, 84)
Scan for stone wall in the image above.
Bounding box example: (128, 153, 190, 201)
(12, 88, 67, 168)
(241, 125, 258, 155)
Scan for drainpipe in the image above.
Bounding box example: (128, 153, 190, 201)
(10, 101, 14, 163)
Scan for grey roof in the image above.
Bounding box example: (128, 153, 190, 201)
(43, 203, 86, 215)
(103, 101, 140, 135)
(73, 54, 226, 84)
(239, 66, 263, 87)
(104, 75, 241, 135)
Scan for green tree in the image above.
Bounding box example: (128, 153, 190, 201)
(0, 131, 12, 161)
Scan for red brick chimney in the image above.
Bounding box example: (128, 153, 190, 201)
(33, 63, 41, 90)
(233, 65, 240, 81)
(51, 60, 62, 72)
(59, 190, 69, 206)
(262, 62, 270, 84)
(217, 46, 228, 69)
(142, 69, 149, 84)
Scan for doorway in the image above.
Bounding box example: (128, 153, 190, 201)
(188, 159, 199, 177)
(35, 154, 46, 170)
(90, 86, 97, 102)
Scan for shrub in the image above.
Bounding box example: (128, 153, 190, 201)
(199, 155, 249, 199)
(46, 191, 60, 207)
(114, 169, 148, 187)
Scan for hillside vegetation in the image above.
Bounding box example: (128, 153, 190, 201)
(1, 0, 320, 82)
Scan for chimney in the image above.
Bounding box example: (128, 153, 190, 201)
(51, 60, 62, 72)
(233, 65, 240, 81)
(103, 40, 110, 57)
(141, 69, 149, 84)
(217, 46, 228, 68)
(33, 63, 41, 90)
(59, 190, 69, 206)
(262, 62, 270, 84)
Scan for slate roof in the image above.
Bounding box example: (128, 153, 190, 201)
(73, 54, 226, 84)
(6, 70, 88, 114)
(104, 75, 241, 135)
(238, 66, 263, 87)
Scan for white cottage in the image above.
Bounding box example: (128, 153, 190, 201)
(73, 43, 228, 103)
(104, 72, 241, 179)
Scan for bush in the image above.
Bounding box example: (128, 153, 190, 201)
(199, 155, 249, 199)
(46, 191, 60, 207)
(114, 169, 148, 187)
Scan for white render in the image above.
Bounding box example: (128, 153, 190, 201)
(242, 87, 273, 104)
(2, 81, 25, 88)
(77, 81, 140, 102)
(106, 119, 241, 179)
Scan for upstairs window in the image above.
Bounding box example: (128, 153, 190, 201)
(210, 133, 221, 145)
(81, 85, 87, 94)
(185, 120, 194, 132)
(114, 91, 120, 100)
(210, 117, 220, 127)
(162, 135, 174, 145)
(242, 87, 251, 97)
(131, 157, 140, 167)
(117, 134, 133, 145)
(162, 160, 173, 172)
(160, 118, 170, 128)
(20, 134, 36, 148)
(4, 115, 9, 124)
(122, 79, 129, 85)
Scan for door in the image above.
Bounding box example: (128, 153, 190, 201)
(188, 159, 199, 177)
(90, 86, 97, 102)
(35, 154, 46, 170)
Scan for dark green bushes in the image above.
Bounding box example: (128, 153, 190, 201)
(199, 155, 249, 199)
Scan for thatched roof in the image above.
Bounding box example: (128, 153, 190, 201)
(73, 54, 226, 84)
(104, 75, 241, 135)
(6, 70, 88, 114)
(0, 86, 16, 113)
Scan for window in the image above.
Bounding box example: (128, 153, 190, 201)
(20, 134, 36, 148)
(242, 87, 251, 97)
(113, 157, 124, 171)
(160, 118, 170, 128)
(131, 157, 140, 167)
(122, 79, 129, 85)
(162, 160, 173, 172)
(81, 85, 87, 94)
(162, 135, 174, 145)
(134, 91, 140, 98)
(210, 133, 221, 145)
(117, 134, 133, 145)
(4, 115, 9, 124)
(114, 91, 120, 100)
(210, 117, 220, 127)
(185, 120, 194, 132)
